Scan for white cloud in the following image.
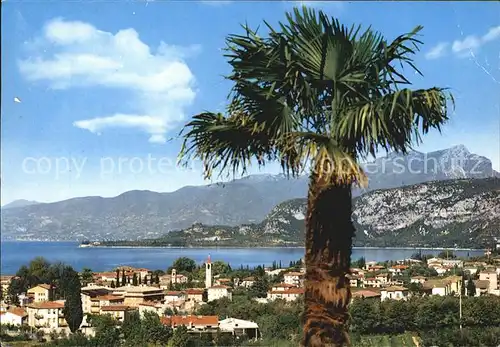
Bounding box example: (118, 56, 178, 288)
(425, 42, 448, 60)
(426, 25, 500, 60)
(18, 18, 199, 143)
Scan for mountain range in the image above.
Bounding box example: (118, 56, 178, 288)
(1, 145, 499, 242)
(103, 177, 499, 248)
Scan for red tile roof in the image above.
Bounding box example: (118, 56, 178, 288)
(4, 307, 28, 317)
(100, 305, 133, 312)
(161, 315, 218, 327)
(273, 283, 297, 288)
(27, 301, 64, 309)
(269, 288, 304, 295)
(165, 291, 184, 296)
(185, 289, 204, 295)
(352, 290, 381, 299)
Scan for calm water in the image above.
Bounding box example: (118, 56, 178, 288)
(0, 241, 484, 274)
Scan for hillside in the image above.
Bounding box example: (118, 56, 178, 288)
(1, 145, 498, 241)
(103, 178, 500, 248)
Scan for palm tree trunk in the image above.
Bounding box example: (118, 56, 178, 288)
(302, 175, 355, 347)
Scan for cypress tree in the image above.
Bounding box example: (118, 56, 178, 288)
(121, 271, 127, 286)
(132, 273, 138, 286)
(116, 270, 120, 287)
(62, 266, 83, 333)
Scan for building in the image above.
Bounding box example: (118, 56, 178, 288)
(160, 269, 188, 288)
(89, 295, 124, 315)
(423, 279, 451, 296)
(215, 278, 232, 286)
(100, 305, 136, 323)
(283, 272, 304, 287)
(81, 287, 113, 314)
(444, 276, 463, 295)
(0, 275, 14, 298)
(375, 273, 390, 285)
(380, 286, 409, 301)
(347, 274, 360, 288)
(473, 280, 490, 296)
(138, 301, 165, 317)
(270, 283, 297, 291)
(165, 291, 186, 303)
(479, 270, 499, 293)
(267, 287, 304, 302)
(27, 284, 54, 303)
(185, 289, 204, 303)
(0, 307, 27, 325)
(410, 276, 427, 284)
(112, 285, 165, 307)
(207, 285, 232, 302)
(161, 315, 219, 334)
(351, 290, 381, 302)
(26, 301, 66, 329)
(239, 277, 256, 288)
(389, 265, 408, 275)
(219, 317, 260, 339)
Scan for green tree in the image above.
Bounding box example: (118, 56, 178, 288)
(178, 7, 452, 346)
(122, 271, 127, 286)
(132, 273, 138, 286)
(467, 279, 476, 297)
(155, 273, 160, 285)
(169, 325, 192, 347)
(352, 257, 366, 269)
(80, 267, 93, 287)
(116, 269, 120, 287)
(142, 311, 172, 345)
(110, 280, 116, 288)
(61, 266, 83, 333)
(87, 314, 121, 347)
(249, 276, 269, 298)
(169, 257, 197, 273)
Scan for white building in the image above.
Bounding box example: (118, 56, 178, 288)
(380, 286, 409, 301)
(267, 288, 304, 302)
(219, 317, 260, 339)
(0, 307, 27, 325)
(207, 285, 232, 302)
(283, 272, 304, 287)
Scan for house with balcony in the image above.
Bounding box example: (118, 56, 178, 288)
(479, 270, 499, 294)
(351, 290, 381, 302)
(473, 280, 490, 296)
(81, 287, 113, 314)
(26, 301, 66, 329)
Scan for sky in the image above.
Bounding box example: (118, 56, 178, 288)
(1, 0, 499, 205)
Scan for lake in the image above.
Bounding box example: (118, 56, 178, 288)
(0, 241, 485, 274)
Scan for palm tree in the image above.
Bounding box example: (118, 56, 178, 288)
(178, 7, 452, 347)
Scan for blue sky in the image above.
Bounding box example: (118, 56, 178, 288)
(1, 0, 499, 204)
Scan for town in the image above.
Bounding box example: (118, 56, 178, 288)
(1, 250, 500, 346)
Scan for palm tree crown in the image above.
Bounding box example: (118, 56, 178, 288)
(178, 7, 452, 184)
